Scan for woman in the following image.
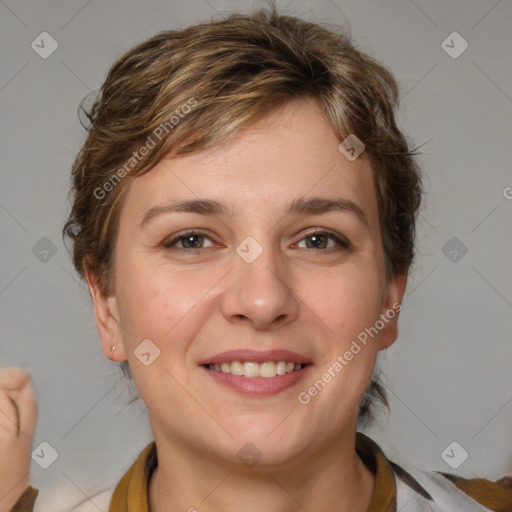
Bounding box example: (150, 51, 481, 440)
(2, 5, 511, 511)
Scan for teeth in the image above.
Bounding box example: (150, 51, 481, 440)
(276, 361, 287, 375)
(259, 361, 276, 378)
(243, 362, 260, 377)
(231, 361, 243, 376)
(206, 360, 305, 378)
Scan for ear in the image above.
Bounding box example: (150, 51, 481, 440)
(378, 272, 407, 351)
(83, 259, 127, 362)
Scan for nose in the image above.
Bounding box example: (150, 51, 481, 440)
(220, 237, 300, 330)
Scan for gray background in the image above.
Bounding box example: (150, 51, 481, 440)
(1, 0, 511, 510)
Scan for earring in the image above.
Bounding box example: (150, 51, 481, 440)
(111, 344, 118, 355)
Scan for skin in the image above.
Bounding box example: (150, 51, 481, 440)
(0, 367, 38, 511)
(85, 98, 407, 512)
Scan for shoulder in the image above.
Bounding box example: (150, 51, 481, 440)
(9, 486, 114, 512)
(392, 460, 512, 512)
(436, 471, 512, 511)
(65, 489, 114, 512)
(67, 442, 155, 511)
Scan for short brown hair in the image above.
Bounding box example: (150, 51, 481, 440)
(63, 5, 422, 424)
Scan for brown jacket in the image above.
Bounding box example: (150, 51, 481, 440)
(11, 432, 512, 511)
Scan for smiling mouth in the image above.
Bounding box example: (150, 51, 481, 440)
(202, 361, 309, 378)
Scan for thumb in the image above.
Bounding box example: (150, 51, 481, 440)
(0, 367, 38, 441)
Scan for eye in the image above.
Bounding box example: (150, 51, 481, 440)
(295, 229, 350, 250)
(163, 230, 215, 251)
(162, 229, 351, 252)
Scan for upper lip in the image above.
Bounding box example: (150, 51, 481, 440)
(198, 349, 312, 366)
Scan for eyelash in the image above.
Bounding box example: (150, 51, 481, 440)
(162, 229, 351, 252)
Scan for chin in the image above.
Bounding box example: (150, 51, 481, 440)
(233, 438, 312, 471)
(220, 427, 310, 468)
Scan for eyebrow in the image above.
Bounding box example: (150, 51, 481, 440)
(139, 196, 370, 229)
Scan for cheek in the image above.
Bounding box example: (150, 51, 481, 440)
(296, 269, 382, 425)
(114, 262, 223, 392)
(115, 260, 204, 337)
(303, 265, 384, 343)
(113, 265, 208, 409)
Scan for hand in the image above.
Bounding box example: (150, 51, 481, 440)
(0, 367, 38, 512)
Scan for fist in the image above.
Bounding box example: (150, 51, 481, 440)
(0, 367, 38, 511)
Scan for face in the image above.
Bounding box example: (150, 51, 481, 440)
(86, 98, 406, 467)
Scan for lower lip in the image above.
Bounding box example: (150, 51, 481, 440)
(201, 365, 312, 397)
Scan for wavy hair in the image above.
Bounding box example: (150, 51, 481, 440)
(63, 5, 422, 424)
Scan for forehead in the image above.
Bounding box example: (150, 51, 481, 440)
(120, 99, 379, 230)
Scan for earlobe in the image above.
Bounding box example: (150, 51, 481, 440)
(83, 260, 126, 362)
(378, 273, 407, 351)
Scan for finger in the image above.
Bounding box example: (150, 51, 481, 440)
(0, 367, 29, 392)
(12, 373, 38, 440)
(0, 387, 20, 436)
(0, 368, 37, 440)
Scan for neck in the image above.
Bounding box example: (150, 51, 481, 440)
(148, 428, 375, 512)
